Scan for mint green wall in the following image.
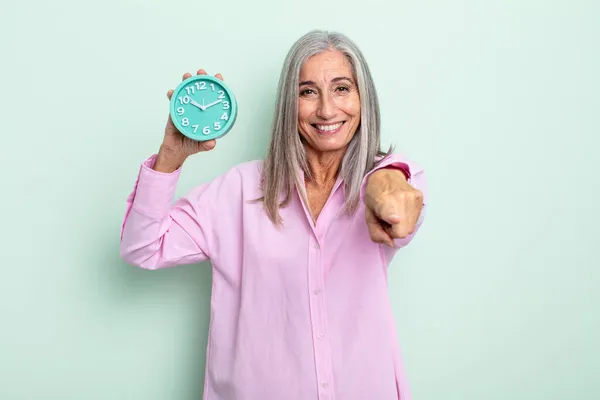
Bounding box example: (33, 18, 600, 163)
(2, 1, 598, 399)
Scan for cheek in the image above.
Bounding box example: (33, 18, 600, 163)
(297, 100, 314, 124)
(339, 95, 361, 118)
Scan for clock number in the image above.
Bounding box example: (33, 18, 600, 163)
(223, 101, 230, 109)
(178, 95, 191, 104)
(195, 82, 206, 90)
(203, 126, 210, 135)
(217, 90, 225, 99)
(214, 122, 221, 130)
(185, 86, 195, 95)
(177, 107, 185, 115)
(182, 118, 190, 126)
(210, 83, 215, 91)
(192, 125, 199, 133)
(220, 112, 229, 121)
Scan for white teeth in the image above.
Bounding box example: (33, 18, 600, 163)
(316, 122, 343, 132)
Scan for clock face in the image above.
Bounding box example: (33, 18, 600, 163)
(169, 75, 237, 141)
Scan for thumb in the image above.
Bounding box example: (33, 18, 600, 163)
(377, 204, 401, 225)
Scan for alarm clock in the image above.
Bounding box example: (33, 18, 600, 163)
(169, 74, 238, 141)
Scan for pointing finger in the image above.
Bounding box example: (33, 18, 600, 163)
(366, 208, 395, 247)
(373, 226, 394, 247)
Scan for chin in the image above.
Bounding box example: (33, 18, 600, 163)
(311, 139, 348, 153)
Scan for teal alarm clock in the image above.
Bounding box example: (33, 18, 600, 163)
(169, 74, 238, 141)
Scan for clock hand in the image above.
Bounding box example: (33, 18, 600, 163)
(203, 99, 223, 109)
(190, 99, 206, 111)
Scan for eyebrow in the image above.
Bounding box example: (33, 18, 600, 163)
(299, 76, 354, 86)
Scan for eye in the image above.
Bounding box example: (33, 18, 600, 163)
(336, 86, 350, 92)
(300, 88, 316, 96)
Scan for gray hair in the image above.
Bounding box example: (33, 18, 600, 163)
(260, 29, 391, 225)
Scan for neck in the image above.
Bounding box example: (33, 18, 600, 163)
(305, 147, 345, 188)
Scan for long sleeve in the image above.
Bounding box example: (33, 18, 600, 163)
(361, 153, 428, 250)
(119, 154, 213, 270)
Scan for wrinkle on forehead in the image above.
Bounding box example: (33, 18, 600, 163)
(300, 50, 354, 84)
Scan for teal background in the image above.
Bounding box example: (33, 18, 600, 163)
(2, 1, 598, 399)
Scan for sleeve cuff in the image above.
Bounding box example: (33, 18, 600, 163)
(380, 162, 411, 180)
(131, 154, 182, 219)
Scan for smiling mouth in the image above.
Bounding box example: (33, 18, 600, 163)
(311, 121, 345, 134)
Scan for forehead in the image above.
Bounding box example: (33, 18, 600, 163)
(299, 50, 354, 80)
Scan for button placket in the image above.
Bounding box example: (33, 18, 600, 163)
(307, 235, 334, 399)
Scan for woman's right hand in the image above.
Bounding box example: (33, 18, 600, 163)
(153, 69, 222, 173)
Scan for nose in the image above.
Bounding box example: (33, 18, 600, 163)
(316, 92, 335, 120)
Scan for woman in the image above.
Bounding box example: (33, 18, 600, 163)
(120, 30, 427, 400)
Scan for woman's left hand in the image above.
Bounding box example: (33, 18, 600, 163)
(364, 169, 424, 247)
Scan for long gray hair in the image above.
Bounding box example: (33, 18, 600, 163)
(260, 30, 391, 225)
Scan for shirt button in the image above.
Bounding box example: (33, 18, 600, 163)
(313, 288, 321, 295)
(321, 381, 329, 388)
(318, 332, 325, 339)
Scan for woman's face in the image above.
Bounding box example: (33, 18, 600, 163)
(297, 50, 361, 155)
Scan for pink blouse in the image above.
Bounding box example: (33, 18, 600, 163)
(120, 152, 427, 400)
